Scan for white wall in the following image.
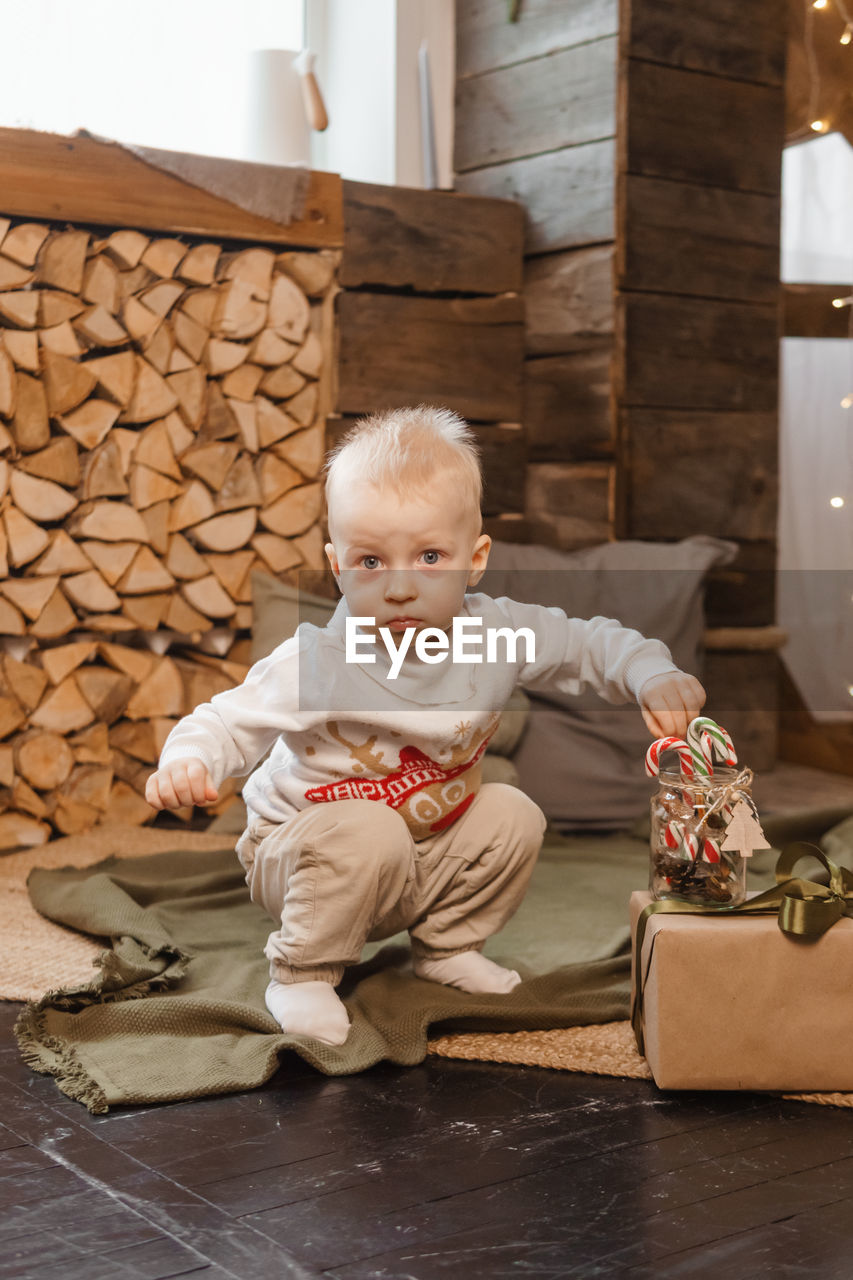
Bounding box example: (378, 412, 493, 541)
(307, 0, 455, 188)
(0, 0, 454, 186)
(395, 0, 456, 189)
(0, 0, 304, 160)
(306, 0, 399, 185)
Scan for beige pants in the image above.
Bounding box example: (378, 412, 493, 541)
(236, 783, 546, 984)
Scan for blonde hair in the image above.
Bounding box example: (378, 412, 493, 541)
(324, 405, 483, 518)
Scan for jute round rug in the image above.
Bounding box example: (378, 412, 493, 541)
(1, 827, 845, 1109)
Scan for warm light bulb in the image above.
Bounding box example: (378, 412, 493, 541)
(841, 395, 853, 408)
(848, 684, 853, 697)
(830, 496, 846, 507)
(842, 23, 853, 42)
(832, 296, 853, 307)
(811, 119, 829, 132)
(814, 0, 828, 8)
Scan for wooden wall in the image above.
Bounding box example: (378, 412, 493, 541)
(330, 181, 527, 524)
(617, 0, 786, 765)
(453, 0, 788, 765)
(454, 0, 619, 548)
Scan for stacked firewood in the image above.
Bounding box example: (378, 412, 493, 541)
(0, 639, 251, 846)
(0, 217, 335, 845)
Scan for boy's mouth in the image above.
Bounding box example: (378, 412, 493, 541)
(385, 617, 422, 631)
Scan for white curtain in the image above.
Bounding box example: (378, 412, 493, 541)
(779, 133, 853, 722)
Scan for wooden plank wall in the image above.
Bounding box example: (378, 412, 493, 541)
(617, 0, 787, 765)
(332, 181, 527, 522)
(454, 0, 620, 549)
(453, 1, 788, 764)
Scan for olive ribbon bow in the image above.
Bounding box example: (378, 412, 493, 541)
(631, 842, 853, 1057)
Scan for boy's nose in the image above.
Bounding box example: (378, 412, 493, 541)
(383, 571, 417, 602)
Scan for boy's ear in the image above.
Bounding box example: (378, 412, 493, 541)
(324, 541, 342, 588)
(467, 533, 492, 587)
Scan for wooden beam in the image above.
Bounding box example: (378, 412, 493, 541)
(624, 407, 778, 540)
(524, 461, 613, 549)
(0, 128, 343, 248)
(456, 0, 618, 78)
(622, 61, 785, 195)
(783, 283, 853, 338)
(616, 293, 779, 411)
(525, 347, 615, 462)
(623, 0, 786, 86)
(335, 292, 524, 422)
(524, 245, 614, 356)
(617, 174, 780, 304)
(703, 625, 788, 651)
(341, 181, 524, 294)
(704, 541, 777, 628)
(455, 37, 617, 173)
(455, 138, 616, 254)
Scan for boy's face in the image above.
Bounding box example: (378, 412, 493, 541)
(325, 478, 491, 634)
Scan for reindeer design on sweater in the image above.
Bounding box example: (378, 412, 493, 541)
(303, 715, 501, 840)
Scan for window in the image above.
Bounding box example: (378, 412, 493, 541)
(779, 132, 853, 721)
(0, 0, 304, 161)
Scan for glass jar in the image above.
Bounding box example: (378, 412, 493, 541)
(649, 767, 751, 907)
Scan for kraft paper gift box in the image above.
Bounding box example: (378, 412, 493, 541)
(630, 889, 853, 1092)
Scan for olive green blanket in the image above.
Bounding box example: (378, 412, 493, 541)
(16, 807, 853, 1113)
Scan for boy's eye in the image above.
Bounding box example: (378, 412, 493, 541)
(422, 550, 441, 565)
(361, 555, 381, 570)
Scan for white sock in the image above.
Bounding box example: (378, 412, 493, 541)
(265, 979, 350, 1045)
(413, 951, 522, 995)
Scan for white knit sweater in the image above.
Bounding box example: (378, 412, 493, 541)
(159, 593, 679, 840)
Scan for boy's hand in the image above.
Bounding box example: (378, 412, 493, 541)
(639, 672, 706, 740)
(145, 760, 218, 810)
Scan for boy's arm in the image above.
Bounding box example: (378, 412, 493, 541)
(491, 597, 705, 735)
(147, 639, 303, 810)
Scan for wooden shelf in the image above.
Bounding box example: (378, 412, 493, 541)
(0, 127, 343, 247)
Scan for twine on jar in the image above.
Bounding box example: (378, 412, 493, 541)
(694, 767, 755, 836)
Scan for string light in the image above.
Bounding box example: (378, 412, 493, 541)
(841, 394, 853, 408)
(833, 295, 853, 307)
(802, 0, 853, 137)
(830, 496, 846, 507)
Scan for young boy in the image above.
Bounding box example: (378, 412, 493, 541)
(147, 406, 705, 1046)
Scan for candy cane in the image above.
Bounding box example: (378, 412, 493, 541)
(664, 819, 699, 861)
(664, 821, 681, 849)
(682, 829, 700, 861)
(701, 837, 721, 864)
(686, 717, 737, 778)
(645, 736, 696, 780)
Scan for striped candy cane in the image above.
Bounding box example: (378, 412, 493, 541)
(686, 717, 737, 779)
(701, 837, 722, 864)
(664, 820, 700, 861)
(645, 736, 696, 780)
(682, 829, 700, 861)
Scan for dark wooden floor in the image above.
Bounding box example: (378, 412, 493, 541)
(3, 1002, 853, 1280)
